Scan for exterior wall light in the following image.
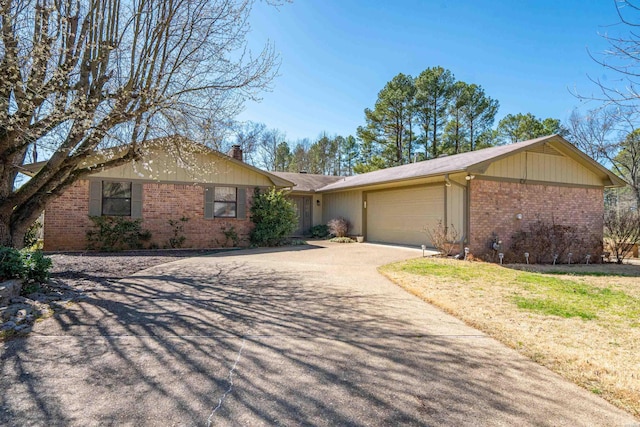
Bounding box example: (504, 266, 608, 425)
(465, 174, 475, 181)
(316, 199, 321, 207)
(515, 213, 523, 220)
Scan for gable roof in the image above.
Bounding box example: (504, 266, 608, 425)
(21, 136, 295, 188)
(317, 135, 625, 192)
(269, 172, 343, 192)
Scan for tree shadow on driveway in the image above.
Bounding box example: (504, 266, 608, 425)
(1, 250, 634, 426)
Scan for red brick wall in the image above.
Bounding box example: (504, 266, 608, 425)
(469, 179, 604, 256)
(140, 183, 254, 249)
(44, 180, 255, 251)
(44, 180, 93, 251)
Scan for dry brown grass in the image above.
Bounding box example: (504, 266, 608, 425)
(380, 258, 640, 418)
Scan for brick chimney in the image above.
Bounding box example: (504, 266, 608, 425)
(228, 144, 243, 162)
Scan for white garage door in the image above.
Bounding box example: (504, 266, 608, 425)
(366, 186, 444, 247)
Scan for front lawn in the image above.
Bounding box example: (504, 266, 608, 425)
(380, 258, 640, 418)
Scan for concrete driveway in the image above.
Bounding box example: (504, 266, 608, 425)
(1, 241, 636, 426)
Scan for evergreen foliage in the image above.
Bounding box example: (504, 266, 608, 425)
(86, 217, 152, 251)
(354, 66, 501, 170)
(250, 188, 297, 246)
(0, 247, 52, 284)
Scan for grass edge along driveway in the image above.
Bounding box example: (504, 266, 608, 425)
(379, 258, 640, 419)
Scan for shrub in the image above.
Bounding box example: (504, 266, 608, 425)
(604, 209, 640, 264)
(21, 250, 53, 284)
(327, 217, 351, 238)
(86, 216, 152, 251)
(309, 224, 330, 238)
(288, 238, 307, 245)
(424, 220, 460, 256)
(168, 217, 189, 248)
(0, 247, 24, 281)
(23, 220, 43, 249)
(250, 188, 297, 246)
(508, 219, 601, 264)
(221, 225, 240, 247)
(0, 247, 52, 289)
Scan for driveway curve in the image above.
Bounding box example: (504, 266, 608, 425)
(1, 241, 636, 426)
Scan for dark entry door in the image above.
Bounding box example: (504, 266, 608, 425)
(291, 196, 312, 236)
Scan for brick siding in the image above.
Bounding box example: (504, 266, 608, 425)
(469, 179, 604, 257)
(43, 180, 93, 251)
(44, 180, 255, 251)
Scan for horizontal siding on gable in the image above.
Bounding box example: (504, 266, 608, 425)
(483, 151, 603, 186)
(89, 150, 273, 186)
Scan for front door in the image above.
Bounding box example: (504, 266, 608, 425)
(291, 196, 312, 236)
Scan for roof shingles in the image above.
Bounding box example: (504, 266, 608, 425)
(274, 135, 624, 192)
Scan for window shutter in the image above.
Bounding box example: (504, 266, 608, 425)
(131, 183, 143, 218)
(204, 186, 214, 219)
(89, 180, 102, 216)
(237, 187, 246, 219)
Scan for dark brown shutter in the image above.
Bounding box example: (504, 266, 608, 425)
(131, 183, 143, 218)
(204, 186, 214, 219)
(236, 187, 246, 219)
(89, 180, 102, 216)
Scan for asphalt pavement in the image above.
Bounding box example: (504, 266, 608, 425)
(1, 241, 636, 426)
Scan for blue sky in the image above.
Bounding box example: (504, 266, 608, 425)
(238, 1, 624, 142)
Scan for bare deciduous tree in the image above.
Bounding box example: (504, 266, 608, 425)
(566, 108, 618, 162)
(233, 121, 266, 166)
(567, 108, 640, 208)
(0, 0, 283, 247)
(613, 129, 640, 207)
(258, 128, 285, 171)
(603, 209, 640, 263)
(584, 1, 640, 110)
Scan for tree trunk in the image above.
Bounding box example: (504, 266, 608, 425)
(432, 112, 437, 158)
(0, 210, 30, 249)
(0, 217, 11, 248)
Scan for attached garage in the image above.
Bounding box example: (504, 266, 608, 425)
(275, 135, 625, 256)
(366, 185, 444, 246)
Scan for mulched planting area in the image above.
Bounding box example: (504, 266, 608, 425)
(49, 249, 216, 290)
(1, 249, 220, 338)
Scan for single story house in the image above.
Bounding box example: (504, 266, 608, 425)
(272, 134, 624, 256)
(28, 137, 294, 250)
(33, 134, 624, 255)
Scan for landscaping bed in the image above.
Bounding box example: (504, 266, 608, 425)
(0, 249, 215, 339)
(380, 258, 640, 418)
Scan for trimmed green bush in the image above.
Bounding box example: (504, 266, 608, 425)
(0, 247, 52, 290)
(0, 247, 24, 281)
(22, 250, 52, 284)
(250, 188, 297, 246)
(309, 224, 330, 238)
